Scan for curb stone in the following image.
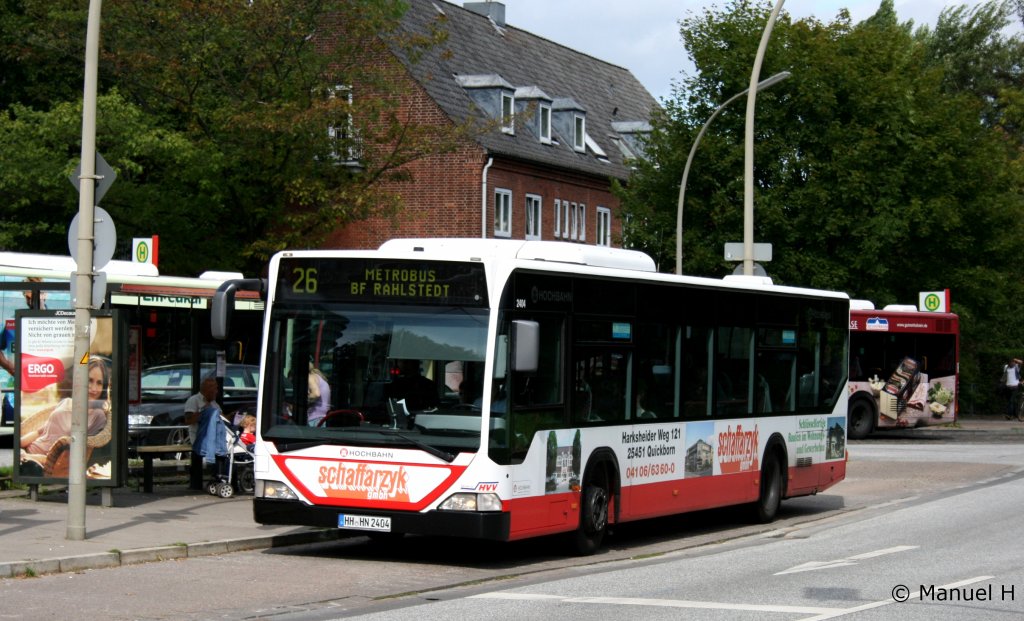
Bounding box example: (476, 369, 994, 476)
(0, 529, 342, 580)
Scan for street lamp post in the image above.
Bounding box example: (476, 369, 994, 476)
(675, 71, 790, 275)
(68, 0, 102, 541)
(743, 0, 786, 276)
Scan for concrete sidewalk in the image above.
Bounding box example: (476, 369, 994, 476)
(0, 483, 341, 579)
(0, 415, 1019, 580)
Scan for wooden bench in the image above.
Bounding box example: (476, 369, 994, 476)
(136, 444, 192, 493)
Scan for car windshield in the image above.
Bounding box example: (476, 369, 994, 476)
(263, 304, 494, 457)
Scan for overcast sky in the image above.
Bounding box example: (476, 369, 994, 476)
(491, 0, 1014, 101)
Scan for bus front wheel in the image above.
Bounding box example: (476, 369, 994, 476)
(848, 398, 875, 440)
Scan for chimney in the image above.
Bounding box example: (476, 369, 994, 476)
(464, 2, 505, 27)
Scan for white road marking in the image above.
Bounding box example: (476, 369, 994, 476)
(472, 574, 994, 619)
(775, 545, 919, 575)
(472, 592, 844, 615)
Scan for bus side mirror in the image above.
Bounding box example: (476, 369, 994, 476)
(212, 278, 265, 340)
(512, 320, 539, 373)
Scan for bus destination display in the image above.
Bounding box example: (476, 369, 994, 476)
(278, 258, 487, 306)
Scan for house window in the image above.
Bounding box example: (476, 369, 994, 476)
(555, 199, 571, 239)
(596, 207, 612, 246)
(327, 85, 360, 164)
(573, 114, 585, 152)
(494, 189, 512, 237)
(539, 104, 551, 144)
(564, 202, 586, 242)
(553, 199, 561, 237)
(525, 194, 542, 240)
(576, 203, 586, 241)
(501, 92, 515, 134)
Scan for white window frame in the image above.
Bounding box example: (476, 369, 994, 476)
(539, 104, 552, 144)
(558, 200, 570, 239)
(573, 114, 585, 152)
(494, 188, 512, 237)
(327, 85, 359, 163)
(501, 92, 515, 135)
(553, 199, 561, 237)
(576, 203, 586, 241)
(525, 194, 542, 240)
(596, 206, 612, 246)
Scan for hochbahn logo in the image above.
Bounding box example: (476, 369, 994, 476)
(718, 424, 759, 474)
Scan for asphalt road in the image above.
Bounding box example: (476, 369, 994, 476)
(1, 426, 1021, 620)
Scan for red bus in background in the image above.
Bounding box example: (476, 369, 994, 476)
(847, 301, 959, 439)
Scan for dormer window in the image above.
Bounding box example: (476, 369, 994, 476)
(611, 121, 653, 161)
(552, 97, 586, 153)
(455, 74, 518, 137)
(501, 91, 514, 134)
(573, 114, 585, 152)
(539, 103, 551, 143)
(514, 86, 553, 145)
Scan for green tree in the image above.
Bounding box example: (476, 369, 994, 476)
(0, 90, 207, 258)
(0, 0, 471, 275)
(0, 1, 83, 110)
(618, 0, 1024, 412)
(920, 1, 1024, 143)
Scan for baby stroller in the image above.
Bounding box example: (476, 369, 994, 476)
(194, 406, 255, 498)
(221, 420, 255, 497)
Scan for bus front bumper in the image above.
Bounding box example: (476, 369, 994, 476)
(254, 498, 512, 541)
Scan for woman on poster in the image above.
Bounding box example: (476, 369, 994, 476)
(19, 356, 111, 473)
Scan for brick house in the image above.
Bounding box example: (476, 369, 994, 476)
(323, 0, 658, 250)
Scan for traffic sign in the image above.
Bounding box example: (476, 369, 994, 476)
(68, 206, 117, 270)
(69, 151, 117, 204)
(724, 242, 772, 262)
(918, 290, 950, 313)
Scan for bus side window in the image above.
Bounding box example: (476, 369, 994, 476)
(681, 325, 711, 419)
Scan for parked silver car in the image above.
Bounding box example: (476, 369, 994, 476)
(128, 363, 259, 455)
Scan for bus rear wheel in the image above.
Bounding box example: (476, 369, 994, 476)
(571, 475, 609, 555)
(752, 452, 783, 523)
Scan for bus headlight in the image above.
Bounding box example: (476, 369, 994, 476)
(257, 480, 299, 500)
(438, 492, 502, 512)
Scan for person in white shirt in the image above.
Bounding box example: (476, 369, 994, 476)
(1003, 358, 1021, 420)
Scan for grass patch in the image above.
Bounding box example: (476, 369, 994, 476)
(0, 465, 28, 491)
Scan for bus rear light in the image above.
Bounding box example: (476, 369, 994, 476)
(258, 480, 299, 500)
(438, 492, 502, 512)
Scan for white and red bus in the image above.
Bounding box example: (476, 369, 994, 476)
(216, 239, 849, 553)
(847, 301, 959, 439)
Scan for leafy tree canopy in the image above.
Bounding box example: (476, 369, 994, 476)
(617, 0, 1024, 409)
(0, 0, 470, 275)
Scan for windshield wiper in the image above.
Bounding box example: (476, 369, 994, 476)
(390, 431, 455, 463)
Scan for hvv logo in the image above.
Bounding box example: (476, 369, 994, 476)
(866, 317, 889, 331)
(463, 482, 499, 492)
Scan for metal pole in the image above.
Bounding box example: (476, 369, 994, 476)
(675, 72, 790, 275)
(743, 0, 786, 276)
(68, 0, 102, 541)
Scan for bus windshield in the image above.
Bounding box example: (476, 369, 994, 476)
(262, 304, 491, 457)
